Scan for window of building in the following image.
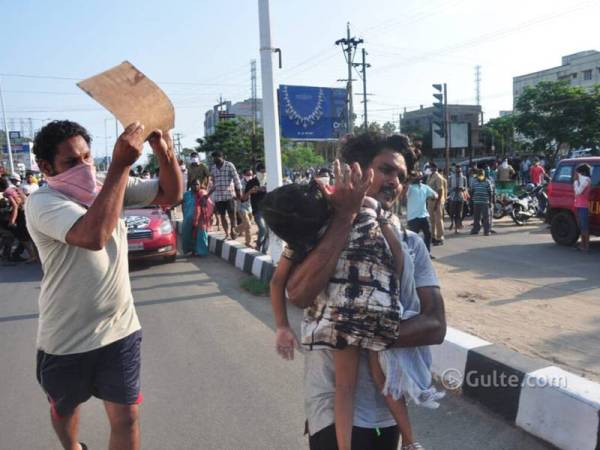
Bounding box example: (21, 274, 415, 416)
(450, 115, 458, 121)
(572, 73, 577, 79)
(583, 69, 592, 81)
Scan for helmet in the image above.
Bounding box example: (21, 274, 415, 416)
(525, 183, 535, 193)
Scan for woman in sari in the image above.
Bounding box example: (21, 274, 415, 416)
(182, 179, 214, 256)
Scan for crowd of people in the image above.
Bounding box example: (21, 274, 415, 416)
(0, 170, 43, 263)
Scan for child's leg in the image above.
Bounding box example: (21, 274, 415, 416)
(367, 351, 416, 445)
(333, 346, 361, 450)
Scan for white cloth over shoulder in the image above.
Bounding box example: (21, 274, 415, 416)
(378, 240, 445, 408)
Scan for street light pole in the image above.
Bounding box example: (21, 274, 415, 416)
(0, 78, 15, 174)
(258, 0, 283, 261)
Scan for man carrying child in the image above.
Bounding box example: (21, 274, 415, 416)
(270, 133, 447, 450)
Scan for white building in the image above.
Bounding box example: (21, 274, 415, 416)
(203, 98, 262, 137)
(513, 50, 600, 107)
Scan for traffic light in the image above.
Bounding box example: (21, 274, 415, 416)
(432, 83, 445, 138)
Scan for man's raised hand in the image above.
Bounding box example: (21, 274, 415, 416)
(113, 122, 145, 167)
(328, 159, 373, 219)
(148, 129, 174, 161)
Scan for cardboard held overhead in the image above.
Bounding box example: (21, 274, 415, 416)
(77, 61, 174, 140)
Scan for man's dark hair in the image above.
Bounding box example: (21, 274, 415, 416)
(211, 151, 224, 158)
(261, 181, 332, 260)
(190, 152, 198, 157)
(256, 162, 265, 172)
(340, 132, 416, 174)
(317, 168, 330, 177)
(576, 163, 591, 177)
(242, 168, 253, 175)
(33, 120, 91, 164)
(429, 162, 438, 170)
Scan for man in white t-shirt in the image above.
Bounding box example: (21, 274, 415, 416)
(26, 120, 182, 450)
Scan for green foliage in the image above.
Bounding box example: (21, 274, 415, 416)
(514, 81, 600, 163)
(282, 144, 325, 170)
(382, 121, 397, 136)
(481, 115, 521, 157)
(240, 276, 270, 296)
(196, 118, 265, 170)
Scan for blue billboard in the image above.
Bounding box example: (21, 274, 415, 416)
(278, 85, 347, 140)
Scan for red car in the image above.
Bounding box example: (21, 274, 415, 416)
(124, 206, 177, 262)
(547, 157, 600, 245)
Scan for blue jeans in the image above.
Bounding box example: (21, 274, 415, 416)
(254, 210, 269, 253)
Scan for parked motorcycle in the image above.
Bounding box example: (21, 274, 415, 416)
(510, 184, 544, 225)
(493, 194, 516, 219)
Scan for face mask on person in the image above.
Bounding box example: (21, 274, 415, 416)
(316, 176, 330, 185)
(190, 157, 200, 164)
(478, 175, 485, 181)
(256, 172, 267, 186)
(46, 160, 101, 206)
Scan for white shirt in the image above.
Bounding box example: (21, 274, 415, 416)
(25, 178, 159, 355)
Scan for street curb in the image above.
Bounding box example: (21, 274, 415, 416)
(176, 221, 600, 450)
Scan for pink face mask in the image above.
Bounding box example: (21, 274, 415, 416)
(46, 160, 102, 206)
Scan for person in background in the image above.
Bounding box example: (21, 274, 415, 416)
(187, 151, 209, 189)
(469, 169, 493, 236)
(209, 151, 241, 241)
(141, 170, 151, 180)
(181, 179, 213, 256)
(236, 168, 254, 247)
(178, 158, 188, 191)
(245, 163, 269, 252)
(315, 168, 332, 186)
(573, 164, 592, 252)
(496, 159, 515, 190)
(21, 171, 40, 196)
(520, 158, 531, 185)
(529, 158, 546, 186)
(406, 171, 438, 256)
(426, 163, 446, 246)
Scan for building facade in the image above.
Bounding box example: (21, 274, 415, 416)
(203, 98, 263, 137)
(401, 104, 483, 156)
(513, 50, 600, 106)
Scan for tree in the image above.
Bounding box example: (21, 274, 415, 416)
(196, 118, 265, 170)
(382, 121, 397, 136)
(281, 144, 325, 170)
(481, 115, 518, 157)
(514, 81, 600, 163)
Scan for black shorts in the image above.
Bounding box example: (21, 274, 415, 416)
(308, 424, 399, 450)
(215, 199, 235, 215)
(36, 330, 142, 418)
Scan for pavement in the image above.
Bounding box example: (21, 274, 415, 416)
(0, 255, 556, 449)
(428, 215, 600, 381)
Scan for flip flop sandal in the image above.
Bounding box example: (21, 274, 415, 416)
(402, 444, 425, 450)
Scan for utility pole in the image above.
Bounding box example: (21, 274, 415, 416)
(335, 23, 363, 133)
(444, 83, 450, 175)
(353, 48, 371, 130)
(475, 65, 483, 126)
(0, 78, 15, 175)
(250, 59, 258, 166)
(173, 133, 183, 157)
(258, 0, 283, 262)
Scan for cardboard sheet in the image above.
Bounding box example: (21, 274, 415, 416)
(78, 61, 174, 139)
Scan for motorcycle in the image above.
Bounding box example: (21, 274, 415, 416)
(493, 194, 516, 219)
(510, 185, 541, 225)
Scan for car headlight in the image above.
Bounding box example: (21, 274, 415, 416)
(159, 220, 173, 235)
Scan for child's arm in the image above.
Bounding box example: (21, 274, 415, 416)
(270, 256, 300, 360)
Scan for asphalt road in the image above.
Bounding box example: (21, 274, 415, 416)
(0, 254, 555, 450)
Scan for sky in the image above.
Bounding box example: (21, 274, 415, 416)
(2, 0, 599, 163)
